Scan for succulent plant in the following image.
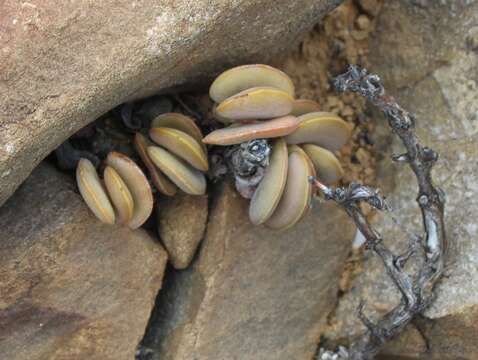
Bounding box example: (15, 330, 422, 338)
(76, 64, 351, 232)
(146, 112, 208, 195)
(206, 64, 352, 230)
(77, 112, 208, 226)
(76, 152, 153, 228)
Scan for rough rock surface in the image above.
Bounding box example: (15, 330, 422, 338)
(139, 182, 355, 360)
(0, 0, 341, 207)
(157, 193, 208, 269)
(323, 2, 478, 359)
(0, 162, 168, 360)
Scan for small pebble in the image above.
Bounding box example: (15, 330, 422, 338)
(356, 148, 369, 165)
(355, 15, 371, 31)
(467, 27, 478, 51)
(327, 96, 344, 112)
(365, 167, 375, 177)
(341, 105, 355, 118)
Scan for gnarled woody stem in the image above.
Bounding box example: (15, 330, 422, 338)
(225, 139, 271, 198)
(316, 65, 446, 360)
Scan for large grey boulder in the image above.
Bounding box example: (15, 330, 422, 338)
(0, 162, 168, 360)
(0, 0, 341, 206)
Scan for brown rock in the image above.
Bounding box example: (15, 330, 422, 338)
(157, 193, 208, 269)
(324, 2, 478, 359)
(380, 324, 428, 359)
(139, 181, 355, 360)
(0, 0, 341, 207)
(380, 306, 478, 360)
(0, 162, 168, 360)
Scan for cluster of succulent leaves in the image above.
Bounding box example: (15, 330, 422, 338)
(76, 113, 208, 229)
(206, 64, 351, 230)
(76, 64, 351, 231)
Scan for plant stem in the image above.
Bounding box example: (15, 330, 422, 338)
(316, 65, 446, 360)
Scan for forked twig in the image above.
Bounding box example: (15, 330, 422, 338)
(316, 65, 446, 360)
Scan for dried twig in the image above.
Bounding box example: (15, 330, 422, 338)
(316, 65, 446, 360)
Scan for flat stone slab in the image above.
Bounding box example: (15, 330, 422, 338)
(0, 162, 168, 360)
(140, 182, 355, 360)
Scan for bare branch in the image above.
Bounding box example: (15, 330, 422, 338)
(316, 65, 446, 360)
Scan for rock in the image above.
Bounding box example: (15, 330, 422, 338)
(157, 193, 208, 269)
(139, 181, 355, 360)
(355, 15, 371, 31)
(0, 162, 168, 360)
(380, 323, 428, 359)
(379, 305, 478, 360)
(357, 0, 380, 16)
(323, 2, 478, 359)
(0, 0, 341, 207)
